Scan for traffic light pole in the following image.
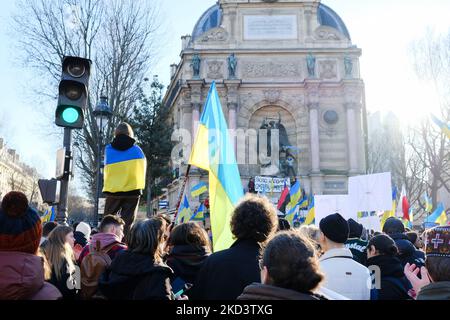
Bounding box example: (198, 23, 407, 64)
(94, 129, 102, 227)
(56, 128, 72, 225)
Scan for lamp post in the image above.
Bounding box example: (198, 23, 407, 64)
(93, 96, 112, 226)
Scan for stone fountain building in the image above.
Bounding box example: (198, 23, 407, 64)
(161, 0, 367, 211)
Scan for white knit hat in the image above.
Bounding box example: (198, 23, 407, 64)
(76, 222, 91, 238)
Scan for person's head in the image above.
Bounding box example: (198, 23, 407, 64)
(406, 231, 423, 249)
(43, 226, 76, 281)
(0, 191, 42, 255)
(318, 213, 349, 251)
(424, 226, 450, 282)
(277, 218, 291, 231)
(115, 122, 134, 138)
(99, 215, 125, 241)
(230, 194, 278, 243)
(168, 222, 211, 253)
(42, 221, 58, 238)
(75, 221, 91, 240)
(259, 231, 324, 293)
(298, 225, 322, 253)
(382, 217, 405, 235)
(127, 217, 168, 263)
(367, 234, 398, 259)
(347, 218, 364, 239)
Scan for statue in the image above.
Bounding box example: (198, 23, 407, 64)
(190, 54, 201, 78)
(307, 53, 316, 77)
(227, 53, 237, 79)
(344, 56, 353, 78)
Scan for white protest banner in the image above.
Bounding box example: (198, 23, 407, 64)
(348, 172, 392, 212)
(314, 195, 357, 226)
(358, 215, 382, 232)
(254, 176, 290, 193)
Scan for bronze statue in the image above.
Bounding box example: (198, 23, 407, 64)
(228, 53, 237, 79)
(191, 54, 201, 78)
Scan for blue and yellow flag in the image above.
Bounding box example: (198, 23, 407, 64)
(381, 187, 397, 229)
(431, 114, 450, 139)
(103, 144, 146, 193)
(188, 82, 244, 252)
(423, 194, 433, 212)
(303, 195, 315, 225)
(191, 203, 206, 221)
(41, 206, 56, 223)
(191, 182, 208, 198)
(285, 204, 299, 226)
(426, 203, 447, 226)
(177, 195, 192, 224)
(288, 180, 301, 208)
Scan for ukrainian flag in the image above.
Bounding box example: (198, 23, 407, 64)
(191, 203, 206, 221)
(423, 194, 433, 212)
(431, 114, 450, 139)
(426, 203, 447, 226)
(191, 182, 208, 198)
(288, 180, 301, 208)
(304, 195, 315, 225)
(177, 195, 192, 224)
(285, 204, 299, 226)
(381, 187, 397, 229)
(41, 206, 56, 223)
(188, 82, 244, 252)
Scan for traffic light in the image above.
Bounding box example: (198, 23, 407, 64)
(55, 56, 92, 129)
(38, 179, 60, 205)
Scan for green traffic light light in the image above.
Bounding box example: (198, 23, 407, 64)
(62, 107, 79, 124)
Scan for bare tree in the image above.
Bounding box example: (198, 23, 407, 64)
(9, 171, 24, 192)
(12, 0, 164, 199)
(408, 29, 450, 216)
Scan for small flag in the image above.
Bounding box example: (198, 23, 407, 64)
(397, 185, 410, 221)
(191, 203, 206, 221)
(277, 182, 290, 212)
(426, 203, 447, 226)
(285, 204, 299, 225)
(288, 180, 301, 209)
(191, 182, 208, 198)
(423, 194, 433, 212)
(381, 187, 397, 229)
(431, 114, 450, 139)
(303, 195, 315, 225)
(176, 195, 192, 224)
(41, 206, 56, 223)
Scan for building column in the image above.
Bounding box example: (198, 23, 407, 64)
(309, 103, 321, 174)
(228, 102, 237, 151)
(225, 79, 242, 154)
(192, 103, 201, 143)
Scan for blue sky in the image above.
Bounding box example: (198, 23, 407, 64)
(1, 0, 450, 192)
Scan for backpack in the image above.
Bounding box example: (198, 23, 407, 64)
(80, 240, 118, 300)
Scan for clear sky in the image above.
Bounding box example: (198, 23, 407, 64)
(1, 0, 449, 192)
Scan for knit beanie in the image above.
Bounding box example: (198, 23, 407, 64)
(425, 226, 450, 258)
(319, 213, 349, 244)
(0, 191, 42, 254)
(76, 221, 91, 239)
(348, 218, 364, 238)
(382, 217, 405, 235)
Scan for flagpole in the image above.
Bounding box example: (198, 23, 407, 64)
(173, 164, 191, 222)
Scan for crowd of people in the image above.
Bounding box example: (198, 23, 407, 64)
(0, 190, 449, 301)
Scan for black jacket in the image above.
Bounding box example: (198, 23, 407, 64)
(190, 239, 262, 300)
(104, 134, 142, 196)
(389, 233, 426, 268)
(98, 251, 174, 300)
(238, 283, 327, 300)
(48, 260, 78, 300)
(166, 245, 210, 285)
(74, 231, 88, 248)
(366, 255, 412, 300)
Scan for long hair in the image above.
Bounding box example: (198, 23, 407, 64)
(168, 222, 212, 253)
(42, 226, 76, 281)
(127, 217, 167, 264)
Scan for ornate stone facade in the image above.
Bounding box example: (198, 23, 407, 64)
(162, 0, 367, 210)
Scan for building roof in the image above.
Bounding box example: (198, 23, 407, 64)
(191, 2, 350, 42)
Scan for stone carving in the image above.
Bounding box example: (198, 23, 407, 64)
(227, 53, 237, 79)
(242, 61, 301, 78)
(197, 27, 229, 42)
(263, 89, 281, 104)
(190, 54, 201, 78)
(306, 53, 316, 77)
(207, 61, 223, 79)
(319, 60, 337, 79)
(344, 56, 353, 78)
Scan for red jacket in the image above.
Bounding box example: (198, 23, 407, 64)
(0, 251, 62, 300)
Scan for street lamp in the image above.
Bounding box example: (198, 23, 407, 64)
(93, 95, 112, 226)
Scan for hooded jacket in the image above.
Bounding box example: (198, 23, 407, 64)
(0, 252, 62, 300)
(166, 245, 210, 284)
(103, 134, 146, 196)
(389, 233, 426, 268)
(98, 250, 174, 300)
(366, 255, 412, 300)
(238, 283, 327, 300)
(77, 232, 127, 265)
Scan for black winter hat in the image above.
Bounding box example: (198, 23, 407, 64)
(319, 213, 349, 244)
(382, 217, 405, 235)
(348, 218, 364, 238)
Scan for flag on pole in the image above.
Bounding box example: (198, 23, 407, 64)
(277, 182, 290, 212)
(426, 203, 447, 226)
(191, 182, 208, 197)
(191, 203, 206, 221)
(41, 206, 56, 223)
(303, 194, 315, 225)
(423, 194, 433, 213)
(397, 185, 410, 221)
(381, 187, 397, 229)
(177, 195, 192, 224)
(288, 180, 301, 209)
(188, 81, 244, 252)
(431, 114, 450, 139)
(285, 204, 299, 226)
